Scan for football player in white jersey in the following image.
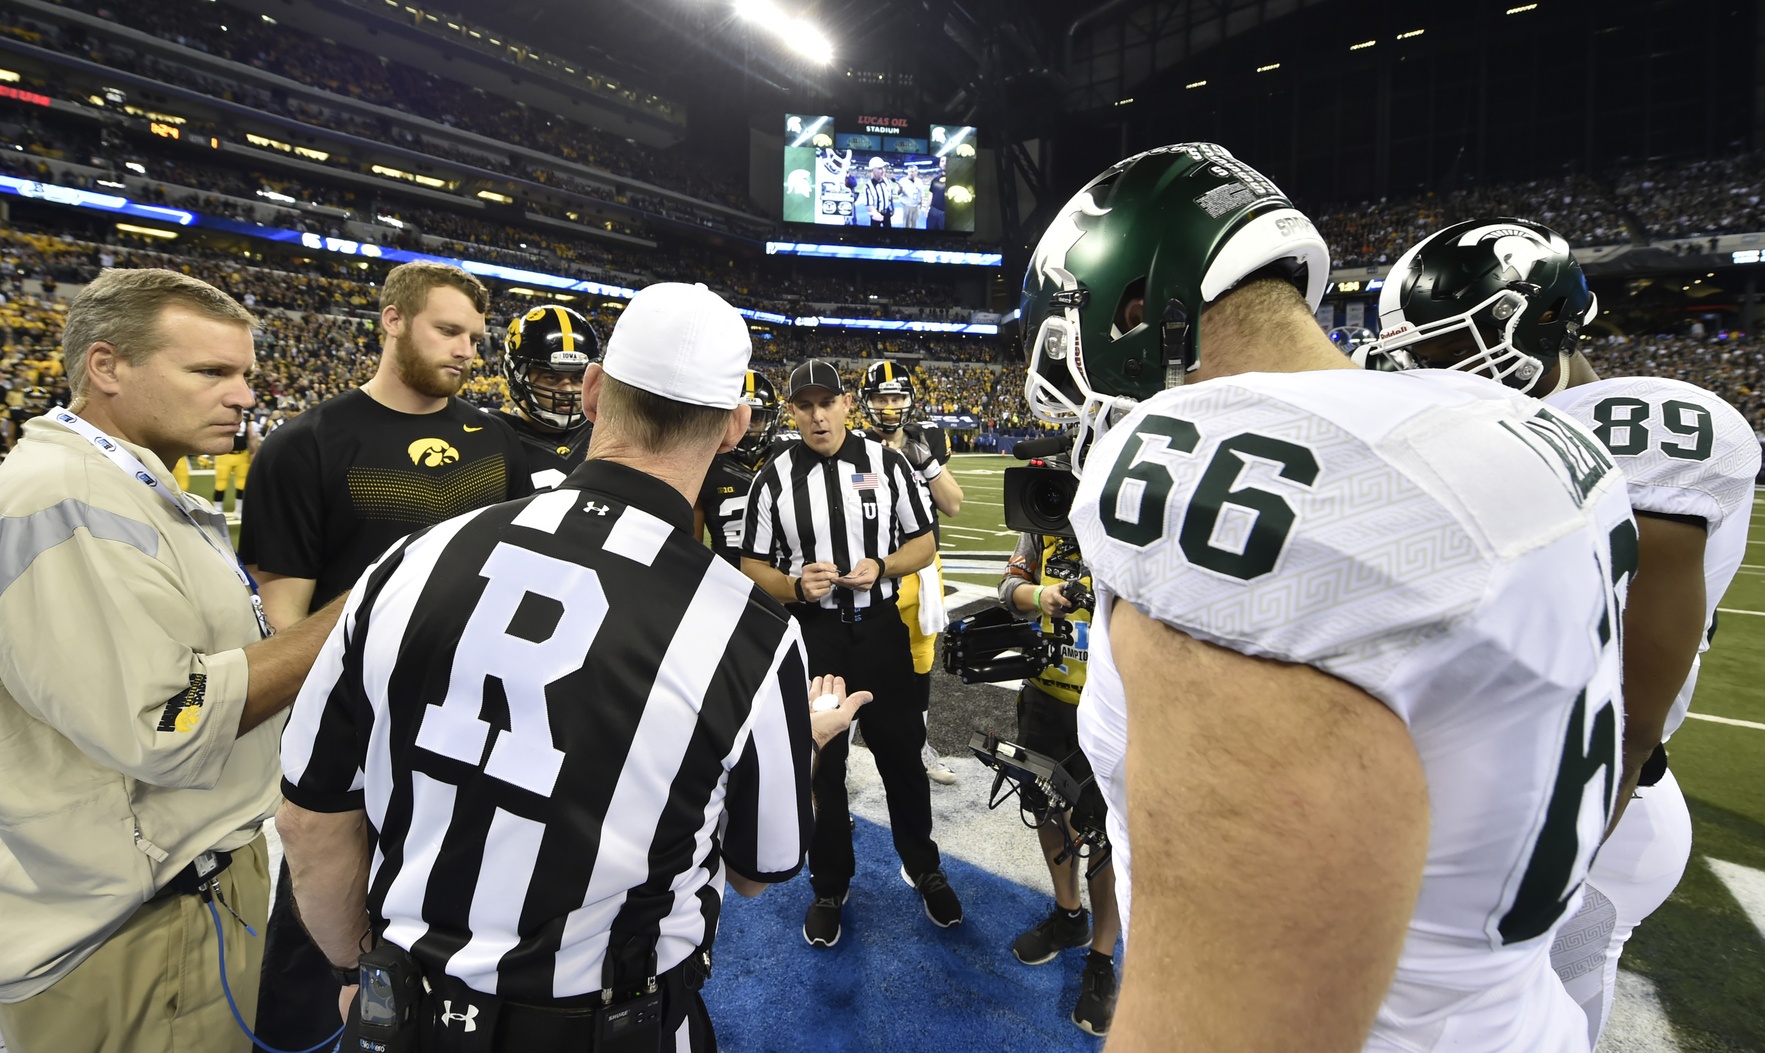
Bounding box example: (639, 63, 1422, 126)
(1023, 144, 1635, 1052)
(1369, 217, 1762, 1046)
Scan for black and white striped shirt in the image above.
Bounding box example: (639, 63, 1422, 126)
(742, 432, 932, 612)
(280, 460, 814, 1000)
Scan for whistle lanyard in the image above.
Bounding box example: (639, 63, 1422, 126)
(50, 409, 271, 639)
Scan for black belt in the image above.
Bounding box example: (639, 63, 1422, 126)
(419, 955, 708, 1051)
(153, 848, 234, 900)
(794, 595, 897, 623)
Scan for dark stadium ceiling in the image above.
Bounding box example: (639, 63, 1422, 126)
(431, 0, 1092, 122)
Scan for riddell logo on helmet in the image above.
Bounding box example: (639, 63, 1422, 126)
(1380, 324, 1413, 339)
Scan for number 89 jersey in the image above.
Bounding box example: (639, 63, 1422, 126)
(1546, 376, 1761, 741)
(1072, 369, 1636, 1053)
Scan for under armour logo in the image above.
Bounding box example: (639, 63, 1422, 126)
(584, 501, 611, 516)
(440, 1001, 479, 1031)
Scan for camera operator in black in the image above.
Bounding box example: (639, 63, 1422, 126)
(492, 303, 598, 490)
(695, 370, 779, 566)
(1000, 530, 1119, 1036)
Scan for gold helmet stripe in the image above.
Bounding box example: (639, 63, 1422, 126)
(553, 305, 576, 352)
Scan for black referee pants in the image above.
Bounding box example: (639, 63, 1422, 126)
(796, 601, 941, 897)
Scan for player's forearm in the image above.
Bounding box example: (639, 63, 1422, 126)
(277, 802, 373, 968)
(1608, 513, 1708, 833)
(239, 591, 347, 735)
(251, 570, 318, 633)
(928, 470, 962, 516)
(884, 531, 937, 577)
(741, 557, 800, 605)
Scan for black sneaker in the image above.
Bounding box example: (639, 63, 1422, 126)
(1012, 905, 1091, 965)
(1072, 955, 1117, 1036)
(900, 865, 963, 928)
(803, 890, 849, 948)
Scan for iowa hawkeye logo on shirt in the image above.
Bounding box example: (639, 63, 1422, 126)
(408, 438, 462, 467)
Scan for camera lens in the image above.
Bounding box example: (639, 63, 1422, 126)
(1028, 478, 1072, 522)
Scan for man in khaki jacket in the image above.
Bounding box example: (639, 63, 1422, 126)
(0, 268, 343, 1053)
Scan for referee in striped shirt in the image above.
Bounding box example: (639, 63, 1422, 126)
(742, 359, 962, 948)
(274, 284, 866, 1052)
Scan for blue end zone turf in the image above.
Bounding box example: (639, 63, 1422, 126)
(706, 816, 1108, 1052)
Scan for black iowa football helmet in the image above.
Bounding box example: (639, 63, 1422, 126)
(1371, 218, 1596, 394)
(859, 360, 915, 434)
(734, 369, 780, 465)
(503, 304, 599, 430)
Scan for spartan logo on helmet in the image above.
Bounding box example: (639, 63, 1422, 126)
(1369, 218, 1597, 395)
(503, 304, 598, 431)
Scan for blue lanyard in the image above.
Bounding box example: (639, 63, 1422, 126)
(50, 409, 272, 639)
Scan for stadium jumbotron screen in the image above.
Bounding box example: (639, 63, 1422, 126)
(782, 114, 977, 232)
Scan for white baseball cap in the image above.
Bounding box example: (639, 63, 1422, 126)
(868, 156, 887, 169)
(602, 282, 751, 409)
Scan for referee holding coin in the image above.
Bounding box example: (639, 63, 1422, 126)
(741, 359, 962, 950)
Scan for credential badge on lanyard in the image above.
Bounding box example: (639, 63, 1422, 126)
(50, 409, 272, 639)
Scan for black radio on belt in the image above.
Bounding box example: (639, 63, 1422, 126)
(356, 942, 423, 1053)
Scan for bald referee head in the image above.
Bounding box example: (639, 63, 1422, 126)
(275, 281, 868, 1053)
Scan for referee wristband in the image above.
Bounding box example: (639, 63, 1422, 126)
(794, 577, 807, 603)
(1032, 585, 1045, 613)
(872, 555, 888, 580)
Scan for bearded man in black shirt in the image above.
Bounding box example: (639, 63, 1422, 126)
(240, 260, 532, 1051)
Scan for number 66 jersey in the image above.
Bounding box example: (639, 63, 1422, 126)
(1072, 368, 1636, 1053)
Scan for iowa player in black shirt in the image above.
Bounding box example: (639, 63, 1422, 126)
(695, 369, 780, 565)
(239, 262, 532, 1052)
(492, 302, 599, 489)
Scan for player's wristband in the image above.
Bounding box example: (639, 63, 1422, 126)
(794, 577, 808, 603)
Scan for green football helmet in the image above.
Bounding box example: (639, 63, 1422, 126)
(1370, 218, 1596, 394)
(1020, 142, 1329, 471)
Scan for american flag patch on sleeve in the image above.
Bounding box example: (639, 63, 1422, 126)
(851, 472, 880, 489)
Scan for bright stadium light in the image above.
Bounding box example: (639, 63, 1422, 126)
(1185, 79, 1207, 89)
(1397, 28, 1425, 39)
(784, 21, 834, 63)
(734, 0, 834, 64)
(735, 0, 782, 22)
(1350, 39, 1376, 50)
(1256, 62, 1281, 72)
(1507, 3, 1538, 12)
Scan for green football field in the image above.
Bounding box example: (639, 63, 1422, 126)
(940, 454, 1765, 1052)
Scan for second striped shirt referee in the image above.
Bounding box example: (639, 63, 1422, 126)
(741, 359, 963, 949)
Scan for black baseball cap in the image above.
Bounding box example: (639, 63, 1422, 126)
(787, 359, 845, 401)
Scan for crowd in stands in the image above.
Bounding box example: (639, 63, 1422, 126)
(0, 225, 1029, 457)
(0, 119, 1000, 324)
(1305, 153, 1765, 268)
(2, 0, 769, 236)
